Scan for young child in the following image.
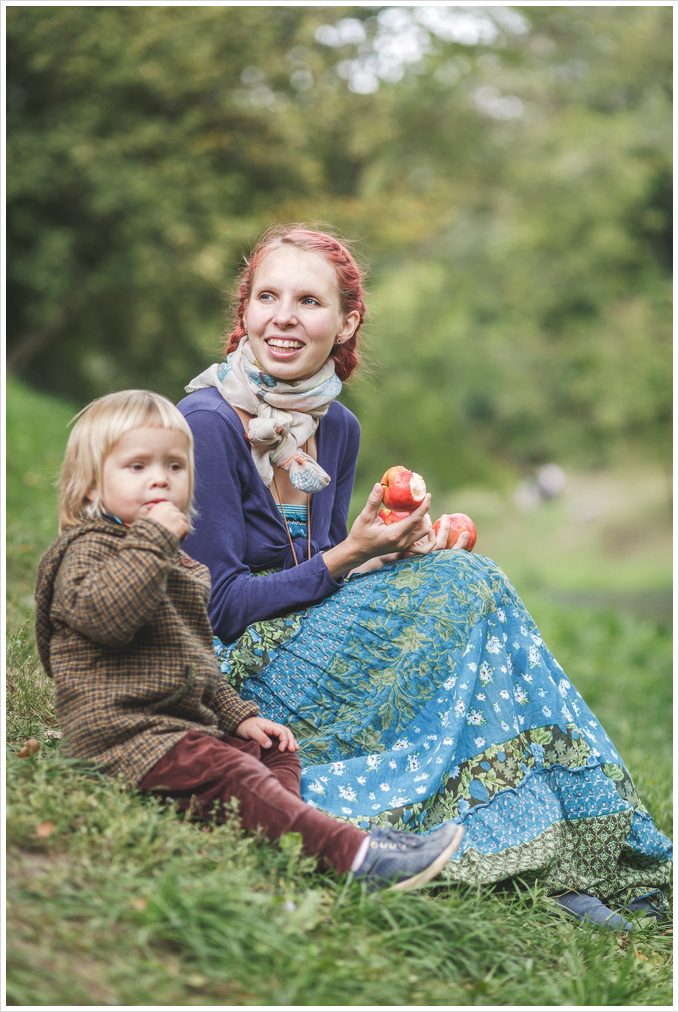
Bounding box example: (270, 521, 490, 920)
(34, 390, 463, 891)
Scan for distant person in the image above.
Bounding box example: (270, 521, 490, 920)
(178, 225, 670, 928)
(34, 389, 464, 892)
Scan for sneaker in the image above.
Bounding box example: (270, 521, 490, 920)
(353, 822, 464, 892)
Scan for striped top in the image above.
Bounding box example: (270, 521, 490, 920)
(276, 502, 309, 539)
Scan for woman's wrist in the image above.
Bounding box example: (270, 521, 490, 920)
(322, 540, 366, 580)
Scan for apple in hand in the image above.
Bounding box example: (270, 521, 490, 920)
(378, 505, 412, 526)
(381, 466, 427, 511)
(433, 512, 478, 551)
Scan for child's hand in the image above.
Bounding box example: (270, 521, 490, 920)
(235, 716, 298, 752)
(139, 500, 189, 540)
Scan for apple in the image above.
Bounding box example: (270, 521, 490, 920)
(381, 465, 427, 511)
(433, 512, 477, 551)
(378, 505, 412, 526)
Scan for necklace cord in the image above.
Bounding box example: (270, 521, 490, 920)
(271, 473, 311, 566)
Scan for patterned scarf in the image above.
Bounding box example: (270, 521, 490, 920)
(185, 339, 341, 492)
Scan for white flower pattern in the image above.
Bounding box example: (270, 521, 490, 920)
(216, 549, 669, 900)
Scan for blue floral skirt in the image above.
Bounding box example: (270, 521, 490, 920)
(215, 550, 672, 903)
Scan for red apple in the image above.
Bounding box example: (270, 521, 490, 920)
(380, 465, 427, 511)
(378, 505, 411, 526)
(433, 512, 477, 551)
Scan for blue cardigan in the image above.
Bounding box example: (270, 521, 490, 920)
(177, 387, 361, 643)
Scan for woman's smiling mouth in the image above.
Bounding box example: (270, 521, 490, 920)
(266, 338, 305, 351)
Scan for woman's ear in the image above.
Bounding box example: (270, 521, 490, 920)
(337, 310, 360, 343)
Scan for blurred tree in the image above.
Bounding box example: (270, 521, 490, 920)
(6, 6, 335, 393)
(342, 5, 673, 493)
(6, 4, 673, 491)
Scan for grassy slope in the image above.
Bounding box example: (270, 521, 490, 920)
(5, 377, 673, 1006)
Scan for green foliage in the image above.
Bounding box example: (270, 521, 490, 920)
(6, 5, 673, 491)
(6, 378, 76, 627)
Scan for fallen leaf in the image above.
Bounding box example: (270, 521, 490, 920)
(187, 974, 207, 988)
(35, 821, 55, 839)
(130, 897, 148, 911)
(18, 738, 41, 758)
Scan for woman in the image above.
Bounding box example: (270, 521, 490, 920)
(178, 224, 671, 927)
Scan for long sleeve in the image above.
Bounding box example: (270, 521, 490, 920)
(50, 518, 180, 646)
(210, 678, 259, 735)
(178, 388, 360, 644)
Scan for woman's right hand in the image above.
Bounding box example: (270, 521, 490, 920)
(322, 483, 434, 580)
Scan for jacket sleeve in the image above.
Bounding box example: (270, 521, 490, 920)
(211, 678, 259, 736)
(182, 405, 346, 644)
(50, 520, 180, 646)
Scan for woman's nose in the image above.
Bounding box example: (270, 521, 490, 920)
(273, 298, 297, 325)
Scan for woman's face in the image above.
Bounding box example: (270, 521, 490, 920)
(243, 246, 359, 382)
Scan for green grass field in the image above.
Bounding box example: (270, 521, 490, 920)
(5, 376, 674, 1006)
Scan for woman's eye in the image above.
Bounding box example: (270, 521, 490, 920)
(258, 292, 274, 302)
(302, 296, 320, 306)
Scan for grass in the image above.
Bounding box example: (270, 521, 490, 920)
(4, 376, 674, 1006)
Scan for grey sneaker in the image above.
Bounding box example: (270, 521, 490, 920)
(353, 822, 464, 892)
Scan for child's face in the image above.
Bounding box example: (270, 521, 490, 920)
(95, 426, 191, 525)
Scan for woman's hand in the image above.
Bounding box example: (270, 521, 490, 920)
(401, 512, 437, 556)
(346, 552, 402, 577)
(431, 513, 470, 552)
(323, 483, 435, 579)
(235, 716, 298, 752)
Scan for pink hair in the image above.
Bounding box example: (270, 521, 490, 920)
(224, 224, 367, 381)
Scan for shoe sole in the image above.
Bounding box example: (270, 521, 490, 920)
(388, 824, 464, 892)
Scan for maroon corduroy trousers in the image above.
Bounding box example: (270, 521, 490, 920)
(139, 730, 366, 874)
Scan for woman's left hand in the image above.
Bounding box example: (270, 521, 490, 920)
(235, 716, 298, 752)
(401, 512, 437, 556)
(430, 513, 470, 552)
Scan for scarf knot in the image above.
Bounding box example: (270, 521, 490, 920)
(186, 339, 340, 492)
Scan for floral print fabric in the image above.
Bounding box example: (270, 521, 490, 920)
(214, 545, 672, 903)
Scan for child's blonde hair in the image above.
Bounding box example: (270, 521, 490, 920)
(59, 390, 195, 531)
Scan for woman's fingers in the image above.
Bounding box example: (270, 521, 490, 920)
(407, 494, 432, 523)
(389, 495, 431, 538)
(363, 483, 385, 519)
(434, 513, 450, 550)
(410, 528, 437, 554)
(347, 489, 436, 563)
(453, 530, 469, 550)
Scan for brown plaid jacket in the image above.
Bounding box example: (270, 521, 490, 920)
(34, 517, 258, 785)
